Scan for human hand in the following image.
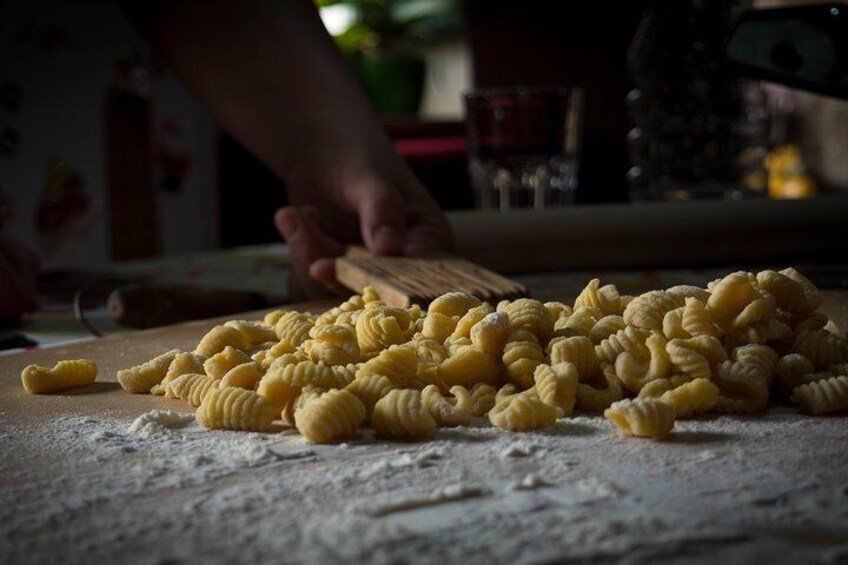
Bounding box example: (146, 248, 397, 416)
(275, 160, 452, 298)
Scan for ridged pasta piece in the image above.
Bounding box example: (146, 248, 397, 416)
(314, 293, 366, 326)
(345, 374, 395, 420)
(779, 267, 822, 312)
(498, 298, 554, 341)
(195, 326, 250, 357)
(21, 359, 97, 394)
(662, 307, 687, 340)
(790, 375, 848, 415)
(707, 272, 773, 331)
(793, 312, 828, 334)
(658, 378, 719, 417)
(604, 398, 675, 439)
(294, 389, 366, 443)
(533, 363, 578, 416)
(356, 345, 425, 389)
(666, 285, 711, 303)
(470, 384, 497, 416)
(712, 360, 769, 413)
(793, 329, 847, 370)
(589, 315, 626, 345)
(224, 320, 278, 348)
(451, 304, 494, 340)
(429, 292, 481, 318)
(733, 344, 778, 386)
(253, 340, 297, 370)
(830, 363, 848, 375)
(280, 386, 325, 427)
(273, 311, 315, 348)
(117, 350, 180, 394)
(775, 353, 816, 391)
(421, 385, 472, 427)
(440, 345, 501, 388)
(666, 336, 726, 381)
(220, 362, 263, 390)
(421, 312, 459, 342)
(755, 270, 817, 320)
(723, 318, 793, 350)
(544, 301, 572, 324)
(555, 306, 600, 337)
(614, 332, 671, 393)
(165, 373, 219, 407)
(681, 298, 720, 338)
(302, 324, 361, 366)
(596, 326, 650, 365)
(576, 364, 624, 412)
(163, 352, 206, 385)
(196, 386, 277, 432)
(371, 389, 437, 439)
(548, 336, 598, 380)
(502, 330, 545, 389)
(330, 364, 358, 387)
(256, 360, 339, 408)
(623, 290, 684, 332)
(356, 306, 414, 355)
(412, 337, 449, 364)
(574, 279, 621, 316)
(468, 311, 510, 355)
(203, 346, 251, 380)
(488, 390, 562, 432)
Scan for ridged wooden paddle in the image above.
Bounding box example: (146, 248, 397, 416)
(335, 247, 528, 308)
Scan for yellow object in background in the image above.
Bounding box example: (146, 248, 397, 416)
(766, 144, 817, 199)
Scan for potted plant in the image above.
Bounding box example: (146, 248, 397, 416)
(317, 0, 464, 115)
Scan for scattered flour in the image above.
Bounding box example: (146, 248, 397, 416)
(128, 409, 195, 437)
(507, 472, 551, 491)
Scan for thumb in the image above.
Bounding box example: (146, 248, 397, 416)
(350, 181, 406, 256)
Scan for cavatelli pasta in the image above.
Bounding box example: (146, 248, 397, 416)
(256, 360, 338, 408)
(372, 389, 437, 439)
(533, 363, 578, 416)
(356, 345, 424, 389)
(614, 332, 671, 393)
(498, 298, 554, 341)
(604, 398, 675, 439)
(470, 383, 497, 416)
(470, 311, 511, 355)
(775, 353, 816, 391)
(712, 360, 769, 413)
(793, 329, 847, 370)
(224, 320, 278, 348)
(756, 270, 817, 319)
(429, 292, 482, 318)
(666, 285, 711, 303)
(548, 336, 598, 380)
(555, 306, 600, 337)
(589, 315, 626, 345)
(195, 326, 250, 357)
(302, 324, 361, 366)
(21, 359, 97, 394)
(356, 306, 414, 355)
(421, 385, 472, 427)
(574, 279, 621, 316)
(219, 362, 263, 390)
(163, 352, 206, 385)
(732, 344, 778, 385)
(790, 375, 848, 415)
(345, 374, 395, 420)
(451, 304, 494, 340)
(203, 346, 251, 380)
(624, 291, 684, 332)
(596, 326, 650, 365)
(502, 330, 545, 389)
(196, 386, 277, 432)
(166, 373, 219, 407)
(488, 390, 561, 432)
(118, 350, 180, 394)
(440, 345, 501, 388)
(666, 336, 726, 381)
(294, 389, 366, 443)
(576, 364, 624, 411)
(422, 312, 459, 342)
(658, 378, 719, 417)
(273, 311, 314, 348)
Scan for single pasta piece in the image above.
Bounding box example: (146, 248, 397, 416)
(723, 318, 793, 350)
(274, 311, 315, 348)
(345, 374, 395, 421)
(451, 304, 494, 340)
(706, 272, 772, 331)
(356, 306, 414, 355)
(224, 320, 278, 348)
(574, 279, 621, 317)
(314, 294, 365, 326)
(614, 332, 671, 394)
(502, 330, 545, 389)
(712, 360, 769, 413)
(666, 285, 711, 303)
(793, 329, 847, 371)
(421, 385, 472, 427)
(791, 375, 848, 415)
(21, 359, 97, 394)
(371, 389, 437, 439)
(681, 298, 720, 338)
(589, 315, 626, 345)
(219, 362, 264, 390)
(596, 326, 650, 365)
(498, 298, 554, 341)
(470, 311, 510, 355)
(533, 363, 578, 416)
(755, 270, 817, 320)
(163, 352, 206, 385)
(604, 398, 675, 440)
(254, 340, 297, 370)
(775, 353, 816, 392)
(544, 302, 572, 325)
(779, 267, 822, 312)
(576, 364, 624, 412)
(439, 345, 501, 389)
(548, 336, 598, 380)
(203, 346, 251, 380)
(330, 364, 358, 387)
(302, 324, 361, 366)
(662, 307, 687, 340)
(666, 336, 726, 381)
(356, 345, 424, 389)
(165, 373, 219, 407)
(421, 312, 459, 342)
(636, 375, 693, 399)
(195, 326, 250, 357)
(281, 386, 325, 427)
(470, 383, 497, 417)
(412, 337, 449, 364)
(555, 306, 600, 337)
(623, 290, 684, 332)
(488, 391, 562, 432)
(658, 378, 719, 417)
(196, 386, 277, 432)
(117, 350, 180, 394)
(295, 389, 366, 443)
(733, 344, 778, 386)
(429, 292, 481, 318)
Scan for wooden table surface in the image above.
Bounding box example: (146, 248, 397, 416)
(1, 288, 847, 564)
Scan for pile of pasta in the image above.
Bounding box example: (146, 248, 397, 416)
(22, 268, 848, 441)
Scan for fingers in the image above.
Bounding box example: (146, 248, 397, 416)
(274, 206, 348, 299)
(347, 180, 406, 256)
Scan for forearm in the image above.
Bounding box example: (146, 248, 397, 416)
(129, 0, 398, 195)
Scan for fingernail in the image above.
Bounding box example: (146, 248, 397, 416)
(278, 213, 299, 240)
(374, 225, 403, 253)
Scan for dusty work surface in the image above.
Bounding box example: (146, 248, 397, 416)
(2, 295, 848, 564)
